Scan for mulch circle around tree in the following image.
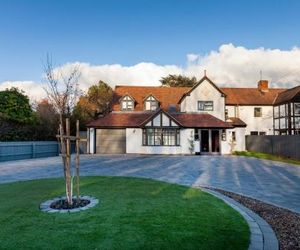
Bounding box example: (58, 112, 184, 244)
(213, 188, 300, 250)
(50, 198, 90, 210)
(40, 195, 99, 213)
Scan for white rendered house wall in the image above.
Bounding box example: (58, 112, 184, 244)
(221, 127, 246, 154)
(126, 128, 193, 154)
(226, 105, 273, 135)
(88, 128, 95, 154)
(180, 79, 225, 120)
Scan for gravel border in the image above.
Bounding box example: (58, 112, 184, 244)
(213, 189, 300, 250)
(202, 188, 278, 250)
(40, 195, 99, 213)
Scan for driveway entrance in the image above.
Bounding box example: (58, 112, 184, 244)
(0, 154, 299, 213)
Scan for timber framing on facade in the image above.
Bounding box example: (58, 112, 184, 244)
(87, 75, 300, 155)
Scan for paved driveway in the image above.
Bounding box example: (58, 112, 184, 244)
(0, 154, 300, 213)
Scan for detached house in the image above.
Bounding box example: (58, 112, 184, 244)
(87, 75, 300, 155)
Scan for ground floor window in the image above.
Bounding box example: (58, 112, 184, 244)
(142, 128, 180, 146)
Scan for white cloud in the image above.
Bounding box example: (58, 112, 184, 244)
(186, 53, 199, 64)
(0, 81, 46, 101)
(2, 43, 300, 101)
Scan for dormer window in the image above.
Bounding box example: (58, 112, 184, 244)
(145, 95, 158, 111)
(121, 95, 134, 111)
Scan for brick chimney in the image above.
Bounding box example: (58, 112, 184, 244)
(258, 80, 269, 92)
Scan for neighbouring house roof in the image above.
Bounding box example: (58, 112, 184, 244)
(87, 110, 233, 129)
(226, 117, 247, 127)
(221, 88, 286, 105)
(273, 85, 300, 105)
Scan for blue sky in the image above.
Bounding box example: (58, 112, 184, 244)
(0, 0, 300, 84)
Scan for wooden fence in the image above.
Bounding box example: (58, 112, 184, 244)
(0, 132, 87, 162)
(246, 135, 300, 160)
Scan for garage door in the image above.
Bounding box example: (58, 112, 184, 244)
(96, 129, 126, 154)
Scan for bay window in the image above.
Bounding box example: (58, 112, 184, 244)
(142, 128, 180, 146)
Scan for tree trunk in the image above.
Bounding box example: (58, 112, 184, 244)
(59, 113, 67, 179)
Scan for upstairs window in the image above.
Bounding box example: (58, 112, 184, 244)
(145, 96, 158, 111)
(121, 95, 134, 111)
(198, 101, 213, 111)
(254, 107, 262, 117)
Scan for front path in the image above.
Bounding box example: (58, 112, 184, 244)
(1, 154, 300, 213)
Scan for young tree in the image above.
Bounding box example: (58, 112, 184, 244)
(160, 74, 198, 87)
(43, 55, 81, 206)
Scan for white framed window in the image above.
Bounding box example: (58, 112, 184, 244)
(142, 128, 180, 146)
(145, 96, 158, 111)
(121, 95, 134, 111)
(295, 103, 300, 115)
(254, 107, 262, 117)
(198, 101, 213, 111)
(232, 131, 236, 141)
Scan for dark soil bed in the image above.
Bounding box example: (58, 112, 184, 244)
(213, 189, 300, 250)
(50, 198, 90, 209)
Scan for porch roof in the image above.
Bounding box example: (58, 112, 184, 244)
(171, 113, 233, 128)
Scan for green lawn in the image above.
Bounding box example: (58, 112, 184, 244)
(234, 151, 300, 166)
(0, 177, 249, 250)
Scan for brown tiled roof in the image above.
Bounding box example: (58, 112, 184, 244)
(111, 86, 189, 111)
(111, 85, 287, 109)
(87, 110, 233, 128)
(273, 86, 300, 105)
(172, 113, 232, 128)
(226, 117, 247, 127)
(86, 112, 153, 128)
(221, 88, 286, 105)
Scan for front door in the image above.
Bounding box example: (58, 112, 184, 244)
(211, 130, 220, 153)
(200, 130, 209, 152)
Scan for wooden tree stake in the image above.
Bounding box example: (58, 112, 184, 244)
(75, 120, 80, 201)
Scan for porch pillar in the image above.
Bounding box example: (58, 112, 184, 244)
(208, 130, 212, 153)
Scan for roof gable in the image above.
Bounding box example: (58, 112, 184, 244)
(140, 109, 182, 127)
(273, 86, 300, 105)
(178, 76, 226, 104)
(119, 93, 136, 103)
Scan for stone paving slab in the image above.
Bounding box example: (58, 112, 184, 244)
(0, 154, 300, 213)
